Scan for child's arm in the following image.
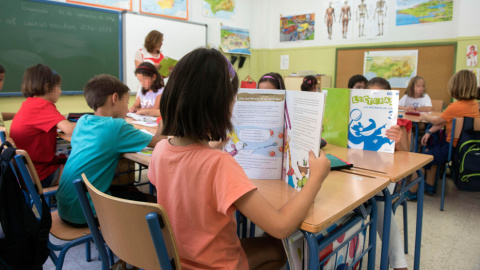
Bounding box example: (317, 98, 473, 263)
(234, 150, 330, 239)
(147, 120, 167, 147)
(416, 106, 432, 112)
(129, 97, 141, 113)
(399, 105, 414, 111)
(1, 112, 15, 121)
(136, 95, 162, 116)
(57, 120, 76, 135)
(420, 124, 445, 146)
(420, 113, 446, 126)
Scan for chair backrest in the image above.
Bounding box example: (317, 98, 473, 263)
(0, 130, 6, 143)
(79, 174, 180, 270)
(431, 100, 444, 112)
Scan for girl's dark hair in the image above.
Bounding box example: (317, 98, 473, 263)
(144, 30, 163, 54)
(348, 74, 368, 89)
(258, 72, 286, 90)
(405, 76, 425, 98)
(301, 75, 318, 91)
(21, 64, 61, 98)
(366, 77, 391, 90)
(0, 64, 5, 74)
(135, 62, 164, 95)
(84, 74, 130, 111)
(160, 48, 239, 141)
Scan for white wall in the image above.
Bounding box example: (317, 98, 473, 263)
(251, 0, 480, 50)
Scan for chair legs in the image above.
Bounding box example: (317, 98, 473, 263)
(440, 164, 448, 211)
(48, 235, 93, 270)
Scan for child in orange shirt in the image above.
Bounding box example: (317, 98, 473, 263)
(419, 70, 480, 194)
(148, 48, 331, 269)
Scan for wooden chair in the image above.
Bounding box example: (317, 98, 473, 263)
(73, 174, 181, 270)
(431, 100, 444, 112)
(12, 150, 94, 270)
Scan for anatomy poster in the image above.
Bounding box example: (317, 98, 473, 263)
(322, 0, 354, 41)
(354, 0, 388, 40)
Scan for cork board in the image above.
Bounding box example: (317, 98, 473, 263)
(335, 44, 456, 106)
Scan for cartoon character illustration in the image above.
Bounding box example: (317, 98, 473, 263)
(225, 130, 246, 157)
(284, 134, 297, 188)
(296, 158, 309, 189)
(467, 45, 478, 67)
(348, 109, 393, 151)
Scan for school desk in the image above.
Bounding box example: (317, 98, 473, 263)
(323, 144, 433, 270)
(400, 111, 442, 152)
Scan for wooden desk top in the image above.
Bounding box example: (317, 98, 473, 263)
(323, 144, 433, 182)
(399, 111, 441, 123)
(252, 171, 390, 233)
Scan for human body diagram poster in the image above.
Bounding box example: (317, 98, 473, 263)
(348, 89, 399, 153)
(226, 89, 325, 191)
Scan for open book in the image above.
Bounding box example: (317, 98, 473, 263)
(158, 56, 178, 77)
(225, 88, 326, 190)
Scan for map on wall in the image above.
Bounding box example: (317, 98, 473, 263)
(140, 0, 188, 20)
(67, 0, 131, 11)
(203, 0, 235, 19)
(396, 0, 453, 26)
(364, 50, 418, 88)
(280, 13, 315, 42)
(221, 26, 250, 55)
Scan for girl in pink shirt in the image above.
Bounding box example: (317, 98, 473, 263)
(148, 48, 331, 269)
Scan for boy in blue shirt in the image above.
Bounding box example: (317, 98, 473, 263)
(57, 74, 166, 226)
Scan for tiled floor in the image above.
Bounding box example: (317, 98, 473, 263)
(43, 175, 480, 270)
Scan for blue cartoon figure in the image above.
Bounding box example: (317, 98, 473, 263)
(348, 109, 393, 151)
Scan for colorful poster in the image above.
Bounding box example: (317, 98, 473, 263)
(396, 0, 453, 26)
(322, 1, 354, 41)
(467, 45, 478, 67)
(354, 0, 388, 39)
(220, 26, 251, 55)
(140, 0, 188, 20)
(280, 13, 315, 42)
(364, 50, 418, 88)
(203, 0, 235, 19)
(67, 0, 131, 11)
(348, 89, 399, 153)
(467, 69, 480, 87)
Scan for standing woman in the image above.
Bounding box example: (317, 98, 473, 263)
(135, 30, 164, 69)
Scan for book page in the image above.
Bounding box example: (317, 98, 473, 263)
(226, 89, 286, 179)
(283, 91, 326, 190)
(348, 89, 399, 153)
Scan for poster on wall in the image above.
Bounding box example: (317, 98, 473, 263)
(220, 25, 250, 55)
(140, 0, 188, 20)
(467, 45, 478, 67)
(363, 50, 418, 88)
(353, 0, 388, 40)
(396, 0, 453, 26)
(66, 0, 132, 11)
(468, 69, 480, 86)
(322, 1, 354, 41)
(203, 0, 235, 19)
(280, 13, 315, 42)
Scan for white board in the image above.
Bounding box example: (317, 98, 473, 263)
(123, 12, 207, 93)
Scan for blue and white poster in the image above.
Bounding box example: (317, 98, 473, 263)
(348, 89, 399, 153)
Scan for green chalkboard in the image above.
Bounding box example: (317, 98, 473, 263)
(0, 0, 121, 95)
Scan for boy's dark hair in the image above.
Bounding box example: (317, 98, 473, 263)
(0, 64, 5, 74)
(366, 77, 392, 90)
(258, 72, 286, 90)
(84, 74, 130, 111)
(21, 64, 61, 98)
(301, 75, 318, 91)
(405, 76, 426, 97)
(448, 70, 478, 100)
(135, 62, 164, 95)
(348, 74, 368, 89)
(160, 48, 239, 141)
(144, 30, 163, 54)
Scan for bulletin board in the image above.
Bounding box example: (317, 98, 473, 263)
(335, 43, 457, 106)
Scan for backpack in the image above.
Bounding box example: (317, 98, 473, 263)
(451, 117, 480, 191)
(0, 142, 52, 270)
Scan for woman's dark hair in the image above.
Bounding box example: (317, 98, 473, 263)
(301, 75, 318, 91)
(21, 64, 61, 98)
(258, 72, 286, 90)
(135, 62, 164, 95)
(160, 48, 239, 141)
(144, 30, 163, 54)
(366, 77, 391, 90)
(84, 74, 130, 111)
(348, 74, 368, 89)
(0, 64, 5, 74)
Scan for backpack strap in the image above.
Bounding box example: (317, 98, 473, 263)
(33, 194, 52, 266)
(0, 142, 16, 164)
(462, 117, 474, 133)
